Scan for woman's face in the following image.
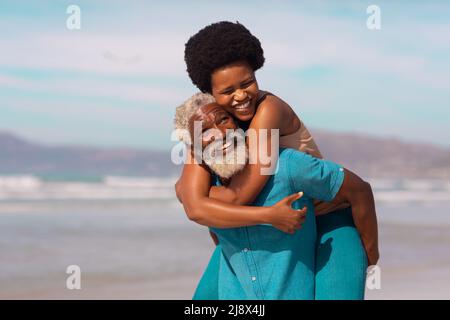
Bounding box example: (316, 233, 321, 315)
(210, 60, 259, 122)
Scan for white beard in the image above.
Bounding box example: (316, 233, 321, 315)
(203, 131, 248, 179)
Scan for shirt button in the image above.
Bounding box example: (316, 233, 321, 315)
(251, 276, 257, 281)
(243, 248, 249, 252)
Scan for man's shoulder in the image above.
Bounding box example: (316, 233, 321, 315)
(274, 148, 310, 179)
(278, 147, 310, 162)
(277, 147, 321, 178)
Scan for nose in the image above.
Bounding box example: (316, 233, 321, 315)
(203, 126, 223, 145)
(234, 89, 247, 102)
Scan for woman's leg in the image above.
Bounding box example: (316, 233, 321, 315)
(315, 207, 368, 300)
(192, 244, 221, 300)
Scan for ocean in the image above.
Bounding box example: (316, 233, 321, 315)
(0, 175, 449, 299)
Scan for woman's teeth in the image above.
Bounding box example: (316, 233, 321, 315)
(234, 100, 250, 110)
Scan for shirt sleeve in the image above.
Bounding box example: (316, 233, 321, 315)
(286, 149, 345, 202)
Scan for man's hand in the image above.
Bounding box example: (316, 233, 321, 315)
(267, 192, 308, 234)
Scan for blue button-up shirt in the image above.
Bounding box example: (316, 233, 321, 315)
(210, 148, 345, 299)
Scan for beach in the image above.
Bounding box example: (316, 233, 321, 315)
(0, 176, 449, 300)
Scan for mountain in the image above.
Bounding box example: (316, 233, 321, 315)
(0, 131, 178, 178)
(0, 130, 449, 179)
(311, 129, 450, 179)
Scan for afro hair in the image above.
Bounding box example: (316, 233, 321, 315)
(184, 21, 265, 93)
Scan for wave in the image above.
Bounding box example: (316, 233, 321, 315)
(0, 175, 177, 200)
(0, 175, 448, 202)
(0, 175, 42, 189)
(367, 178, 450, 192)
(375, 190, 450, 203)
(103, 176, 177, 188)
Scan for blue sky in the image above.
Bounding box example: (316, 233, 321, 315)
(0, 0, 449, 150)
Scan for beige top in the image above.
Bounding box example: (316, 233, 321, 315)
(279, 117, 350, 216)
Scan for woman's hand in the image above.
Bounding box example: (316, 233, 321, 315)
(266, 192, 308, 234)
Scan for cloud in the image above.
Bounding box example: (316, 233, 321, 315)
(0, 72, 192, 107)
(257, 11, 450, 89)
(1, 31, 188, 76)
(2, 2, 449, 87)
(1, 0, 449, 148)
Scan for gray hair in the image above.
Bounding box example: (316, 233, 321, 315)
(174, 92, 215, 143)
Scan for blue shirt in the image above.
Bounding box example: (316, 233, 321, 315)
(210, 148, 345, 300)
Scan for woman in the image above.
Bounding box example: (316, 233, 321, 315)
(176, 21, 378, 299)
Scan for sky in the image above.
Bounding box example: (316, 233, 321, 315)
(0, 0, 449, 150)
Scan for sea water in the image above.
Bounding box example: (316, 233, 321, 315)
(0, 175, 449, 299)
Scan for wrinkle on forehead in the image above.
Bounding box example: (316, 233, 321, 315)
(188, 106, 215, 134)
(192, 104, 225, 125)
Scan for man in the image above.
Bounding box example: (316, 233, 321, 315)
(174, 93, 378, 299)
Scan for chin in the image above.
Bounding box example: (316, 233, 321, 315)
(234, 111, 255, 122)
(204, 141, 249, 179)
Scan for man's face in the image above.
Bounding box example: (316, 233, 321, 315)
(190, 102, 237, 151)
(189, 103, 248, 179)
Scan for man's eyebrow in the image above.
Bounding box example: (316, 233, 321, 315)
(215, 111, 230, 118)
(193, 111, 214, 124)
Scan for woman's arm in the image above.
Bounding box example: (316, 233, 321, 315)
(209, 95, 297, 205)
(176, 157, 306, 233)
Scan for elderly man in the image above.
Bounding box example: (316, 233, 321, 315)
(174, 93, 378, 300)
